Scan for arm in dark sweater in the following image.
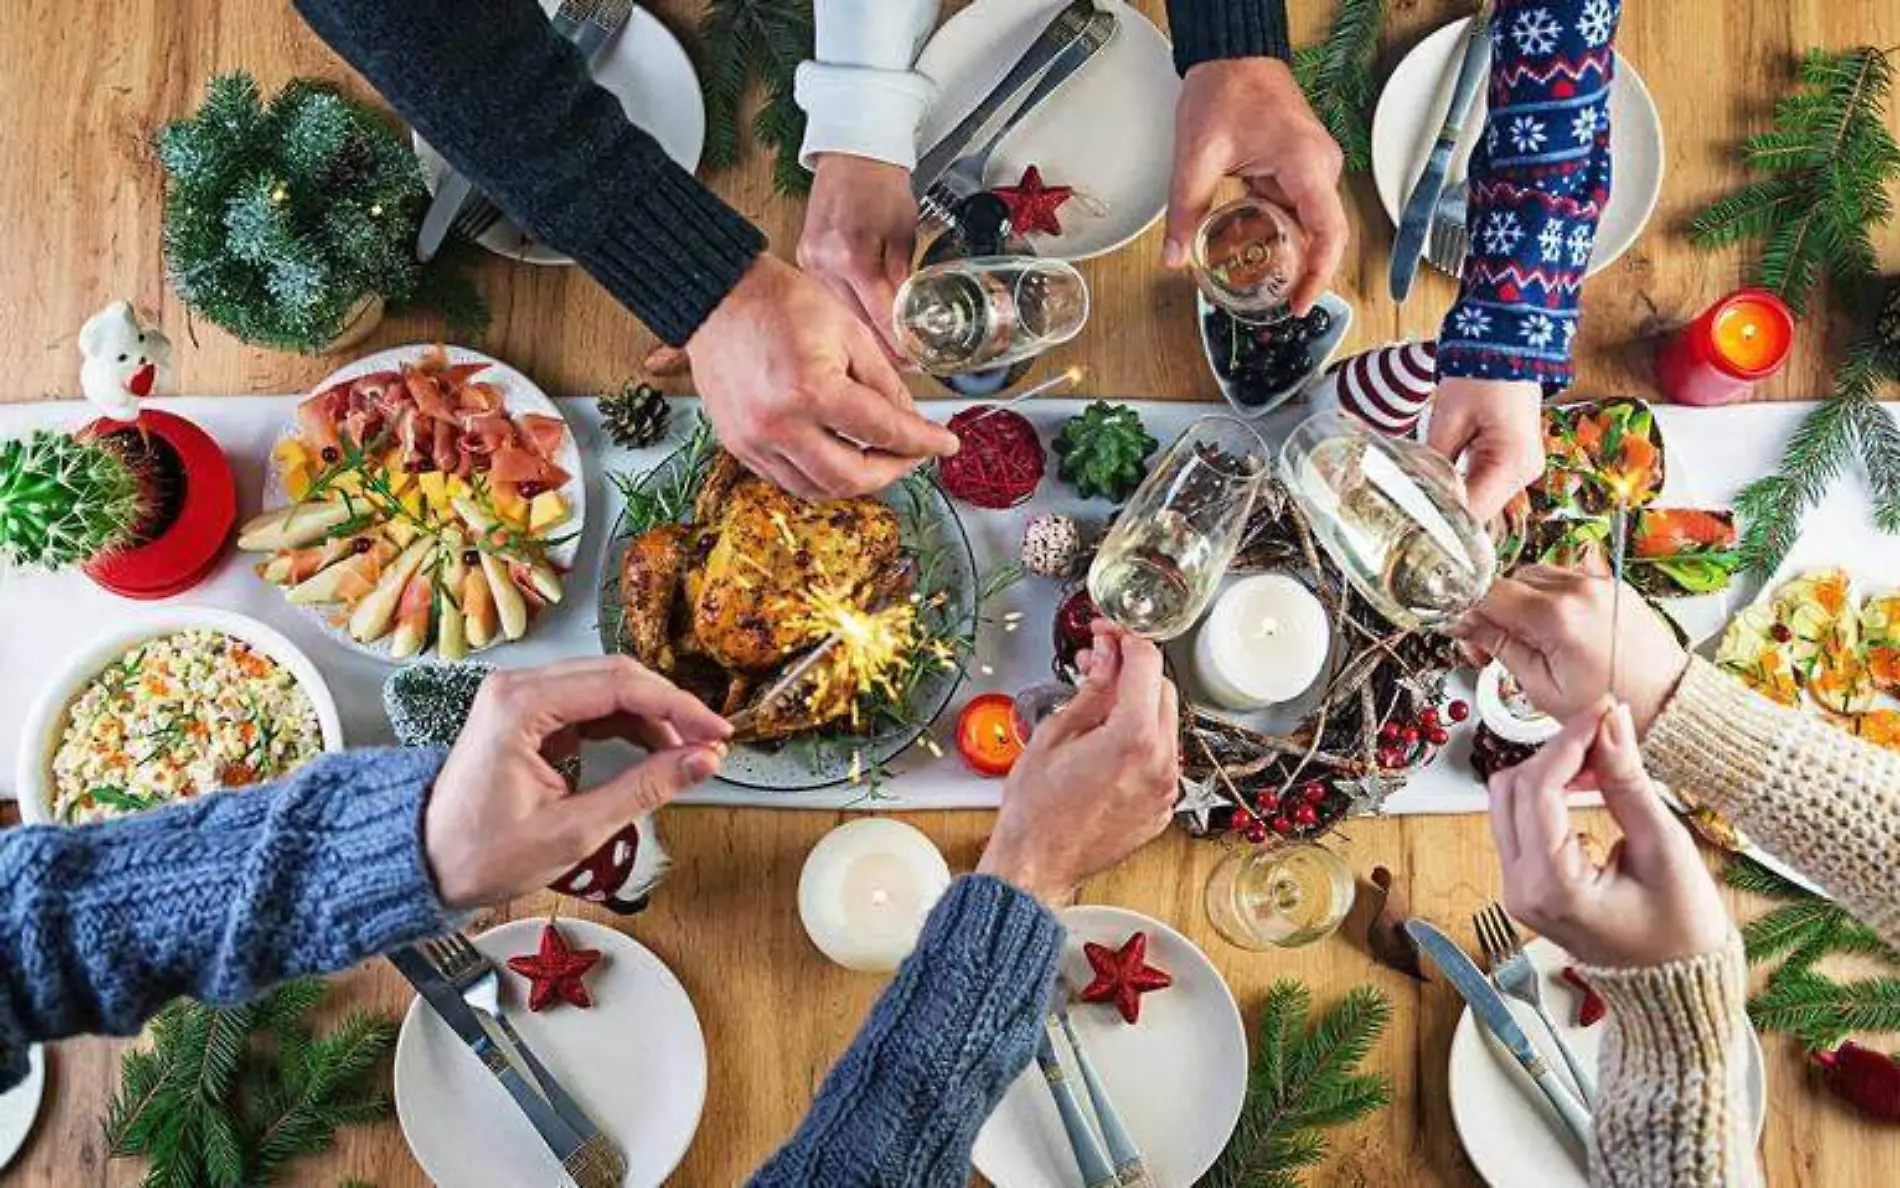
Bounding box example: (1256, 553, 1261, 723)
(0, 747, 450, 1089)
(1167, 0, 1293, 74)
(292, 0, 765, 346)
(750, 875, 1064, 1187)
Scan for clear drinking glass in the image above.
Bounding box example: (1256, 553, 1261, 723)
(1087, 416, 1267, 640)
(1205, 842, 1355, 950)
(1191, 197, 1307, 324)
(892, 256, 1090, 376)
(1279, 411, 1496, 631)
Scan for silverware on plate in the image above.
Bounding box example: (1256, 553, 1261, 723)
(1054, 991, 1154, 1187)
(1425, 185, 1469, 276)
(1033, 1020, 1119, 1188)
(1474, 903, 1598, 1104)
(1388, 2, 1492, 301)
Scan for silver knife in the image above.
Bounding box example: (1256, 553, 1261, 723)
(416, 170, 477, 263)
(1034, 1021, 1119, 1188)
(1405, 920, 1595, 1155)
(1389, 5, 1493, 302)
(912, 0, 1096, 199)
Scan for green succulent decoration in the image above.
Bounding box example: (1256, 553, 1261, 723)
(1053, 401, 1159, 502)
(156, 73, 486, 354)
(0, 431, 147, 569)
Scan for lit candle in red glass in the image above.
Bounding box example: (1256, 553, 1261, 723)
(955, 693, 1024, 777)
(1655, 288, 1795, 406)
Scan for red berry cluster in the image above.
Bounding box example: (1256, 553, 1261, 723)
(1229, 778, 1336, 844)
(1372, 698, 1469, 770)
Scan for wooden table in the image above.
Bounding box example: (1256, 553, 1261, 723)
(4, 1, 1898, 1184)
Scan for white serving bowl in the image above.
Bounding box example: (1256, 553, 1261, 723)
(13, 606, 344, 824)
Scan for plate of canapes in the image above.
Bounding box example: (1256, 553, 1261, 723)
(236, 345, 583, 662)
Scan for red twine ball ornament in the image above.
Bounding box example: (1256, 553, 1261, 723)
(939, 406, 1045, 509)
(1814, 1042, 1900, 1122)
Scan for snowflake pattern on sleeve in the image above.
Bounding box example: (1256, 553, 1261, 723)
(1439, 0, 1620, 389)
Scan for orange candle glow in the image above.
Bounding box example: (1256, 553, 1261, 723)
(955, 693, 1024, 777)
(1711, 297, 1793, 373)
(1656, 287, 1796, 406)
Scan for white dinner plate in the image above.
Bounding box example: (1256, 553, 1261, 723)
(973, 906, 1248, 1187)
(414, 3, 705, 266)
(1449, 936, 1766, 1186)
(916, 0, 1181, 261)
(394, 918, 707, 1188)
(1372, 17, 1663, 276)
(0, 1045, 45, 1172)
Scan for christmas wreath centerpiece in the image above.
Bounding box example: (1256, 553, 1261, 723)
(156, 73, 485, 354)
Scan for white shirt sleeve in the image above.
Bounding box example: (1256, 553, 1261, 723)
(794, 0, 941, 171)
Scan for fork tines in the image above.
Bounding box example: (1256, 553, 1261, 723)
(1472, 901, 1524, 970)
(451, 197, 504, 245)
(589, 0, 633, 31)
(553, 0, 600, 21)
(420, 931, 488, 981)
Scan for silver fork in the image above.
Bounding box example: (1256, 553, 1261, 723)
(1425, 185, 1469, 276)
(419, 933, 626, 1187)
(450, 197, 505, 245)
(1474, 903, 1598, 1104)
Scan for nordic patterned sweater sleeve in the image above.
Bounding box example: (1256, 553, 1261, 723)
(0, 747, 451, 1091)
(292, 0, 766, 347)
(749, 875, 1064, 1187)
(1438, 0, 1621, 388)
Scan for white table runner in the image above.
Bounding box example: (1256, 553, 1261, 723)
(0, 394, 1846, 812)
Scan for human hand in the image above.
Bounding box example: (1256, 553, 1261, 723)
(796, 155, 918, 357)
(425, 657, 732, 909)
(1427, 377, 1546, 522)
(687, 253, 960, 498)
(1452, 566, 1689, 734)
(1162, 58, 1347, 314)
(978, 624, 1181, 904)
(1489, 700, 1734, 968)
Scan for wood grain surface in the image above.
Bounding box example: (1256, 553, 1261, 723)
(3, 1, 1899, 1185)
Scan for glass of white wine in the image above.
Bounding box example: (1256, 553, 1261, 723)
(1205, 842, 1355, 950)
(892, 256, 1089, 376)
(1087, 416, 1267, 640)
(1279, 411, 1496, 631)
(1191, 197, 1307, 324)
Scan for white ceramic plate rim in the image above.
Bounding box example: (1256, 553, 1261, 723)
(1194, 291, 1355, 418)
(0, 1045, 45, 1173)
(11, 606, 345, 824)
(263, 343, 585, 665)
(1370, 17, 1664, 277)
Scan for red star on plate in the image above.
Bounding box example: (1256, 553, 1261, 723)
(991, 164, 1074, 237)
(1078, 931, 1173, 1024)
(506, 922, 602, 1011)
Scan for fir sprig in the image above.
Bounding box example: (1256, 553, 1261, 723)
(1205, 981, 1393, 1188)
(697, 0, 815, 196)
(1292, 0, 1387, 173)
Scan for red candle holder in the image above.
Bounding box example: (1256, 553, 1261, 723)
(81, 409, 237, 600)
(956, 693, 1025, 777)
(1655, 287, 1795, 406)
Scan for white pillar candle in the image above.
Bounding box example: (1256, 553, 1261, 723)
(797, 819, 952, 973)
(1191, 574, 1331, 710)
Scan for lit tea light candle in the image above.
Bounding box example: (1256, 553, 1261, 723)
(797, 819, 952, 973)
(1655, 287, 1795, 406)
(1191, 575, 1330, 710)
(955, 692, 1024, 776)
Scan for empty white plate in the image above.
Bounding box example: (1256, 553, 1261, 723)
(0, 1045, 44, 1172)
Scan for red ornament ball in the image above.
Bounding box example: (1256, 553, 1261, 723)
(939, 406, 1045, 509)
(1448, 699, 1471, 723)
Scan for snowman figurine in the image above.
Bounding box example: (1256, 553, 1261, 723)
(78, 300, 171, 423)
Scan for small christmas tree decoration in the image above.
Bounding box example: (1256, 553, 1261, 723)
(1053, 401, 1158, 502)
(506, 921, 603, 1011)
(1560, 967, 1607, 1027)
(78, 301, 170, 423)
(1316, 340, 1437, 436)
(939, 405, 1045, 509)
(1814, 1042, 1900, 1122)
(599, 381, 673, 449)
(0, 431, 149, 570)
(991, 164, 1075, 237)
(1078, 932, 1173, 1024)
(1020, 513, 1083, 578)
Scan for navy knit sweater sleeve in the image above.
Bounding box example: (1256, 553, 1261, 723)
(750, 875, 1064, 1187)
(1166, 0, 1292, 73)
(291, 0, 765, 347)
(1438, 0, 1621, 387)
(0, 747, 450, 1089)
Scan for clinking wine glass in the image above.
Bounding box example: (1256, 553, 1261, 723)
(892, 255, 1090, 376)
(1191, 197, 1307, 325)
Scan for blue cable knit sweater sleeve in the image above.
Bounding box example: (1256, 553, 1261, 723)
(1438, 0, 1621, 388)
(750, 875, 1064, 1187)
(0, 746, 451, 1089)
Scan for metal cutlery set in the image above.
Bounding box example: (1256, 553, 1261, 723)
(1034, 979, 1153, 1188)
(1388, 1, 1492, 300)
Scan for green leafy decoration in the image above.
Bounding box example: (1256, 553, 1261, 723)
(698, 0, 815, 196)
(1205, 981, 1393, 1188)
(1292, 0, 1387, 173)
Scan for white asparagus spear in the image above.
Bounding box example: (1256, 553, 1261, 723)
(349, 538, 433, 643)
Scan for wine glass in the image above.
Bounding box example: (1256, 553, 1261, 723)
(892, 256, 1090, 376)
(1278, 411, 1496, 631)
(1204, 842, 1356, 949)
(1087, 416, 1268, 641)
(1191, 197, 1307, 325)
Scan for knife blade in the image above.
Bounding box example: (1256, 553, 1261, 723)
(912, 0, 1096, 199)
(1404, 920, 1595, 1155)
(1389, 7, 1493, 302)
(416, 170, 476, 264)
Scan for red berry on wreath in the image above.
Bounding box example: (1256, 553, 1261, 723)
(1378, 721, 1401, 743)
(1418, 707, 1440, 729)
(1302, 781, 1327, 804)
(1426, 726, 1450, 747)
(1243, 824, 1269, 845)
(1270, 815, 1294, 835)
(506, 921, 602, 1011)
(939, 406, 1044, 509)
(1400, 726, 1420, 746)
(1292, 803, 1320, 827)
(1078, 932, 1173, 1024)
(1448, 699, 1471, 723)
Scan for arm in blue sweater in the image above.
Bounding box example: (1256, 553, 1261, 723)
(750, 875, 1064, 1187)
(0, 747, 451, 1089)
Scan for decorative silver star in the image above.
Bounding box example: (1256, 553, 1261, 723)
(1174, 773, 1230, 834)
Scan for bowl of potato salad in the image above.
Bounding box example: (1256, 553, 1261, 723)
(15, 608, 342, 824)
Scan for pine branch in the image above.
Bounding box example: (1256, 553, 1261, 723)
(696, 0, 814, 193)
(1741, 899, 1841, 964)
(1750, 970, 1900, 1049)
(1293, 0, 1386, 173)
(1724, 853, 1809, 898)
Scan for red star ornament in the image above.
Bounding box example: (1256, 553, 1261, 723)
(506, 922, 603, 1011)
(1078, 931, 1173, 1024)
(991, 165, 1074, 237)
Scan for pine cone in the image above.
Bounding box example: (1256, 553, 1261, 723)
(1053, 401, 1158, 502)
(599, 382, 672, 449)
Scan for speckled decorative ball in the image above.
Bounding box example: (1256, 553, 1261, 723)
(1020, 513, 1083, 578)
(384, 662, 495, 745)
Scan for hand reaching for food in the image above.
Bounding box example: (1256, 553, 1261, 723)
(1427, 377, 1546, 523)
